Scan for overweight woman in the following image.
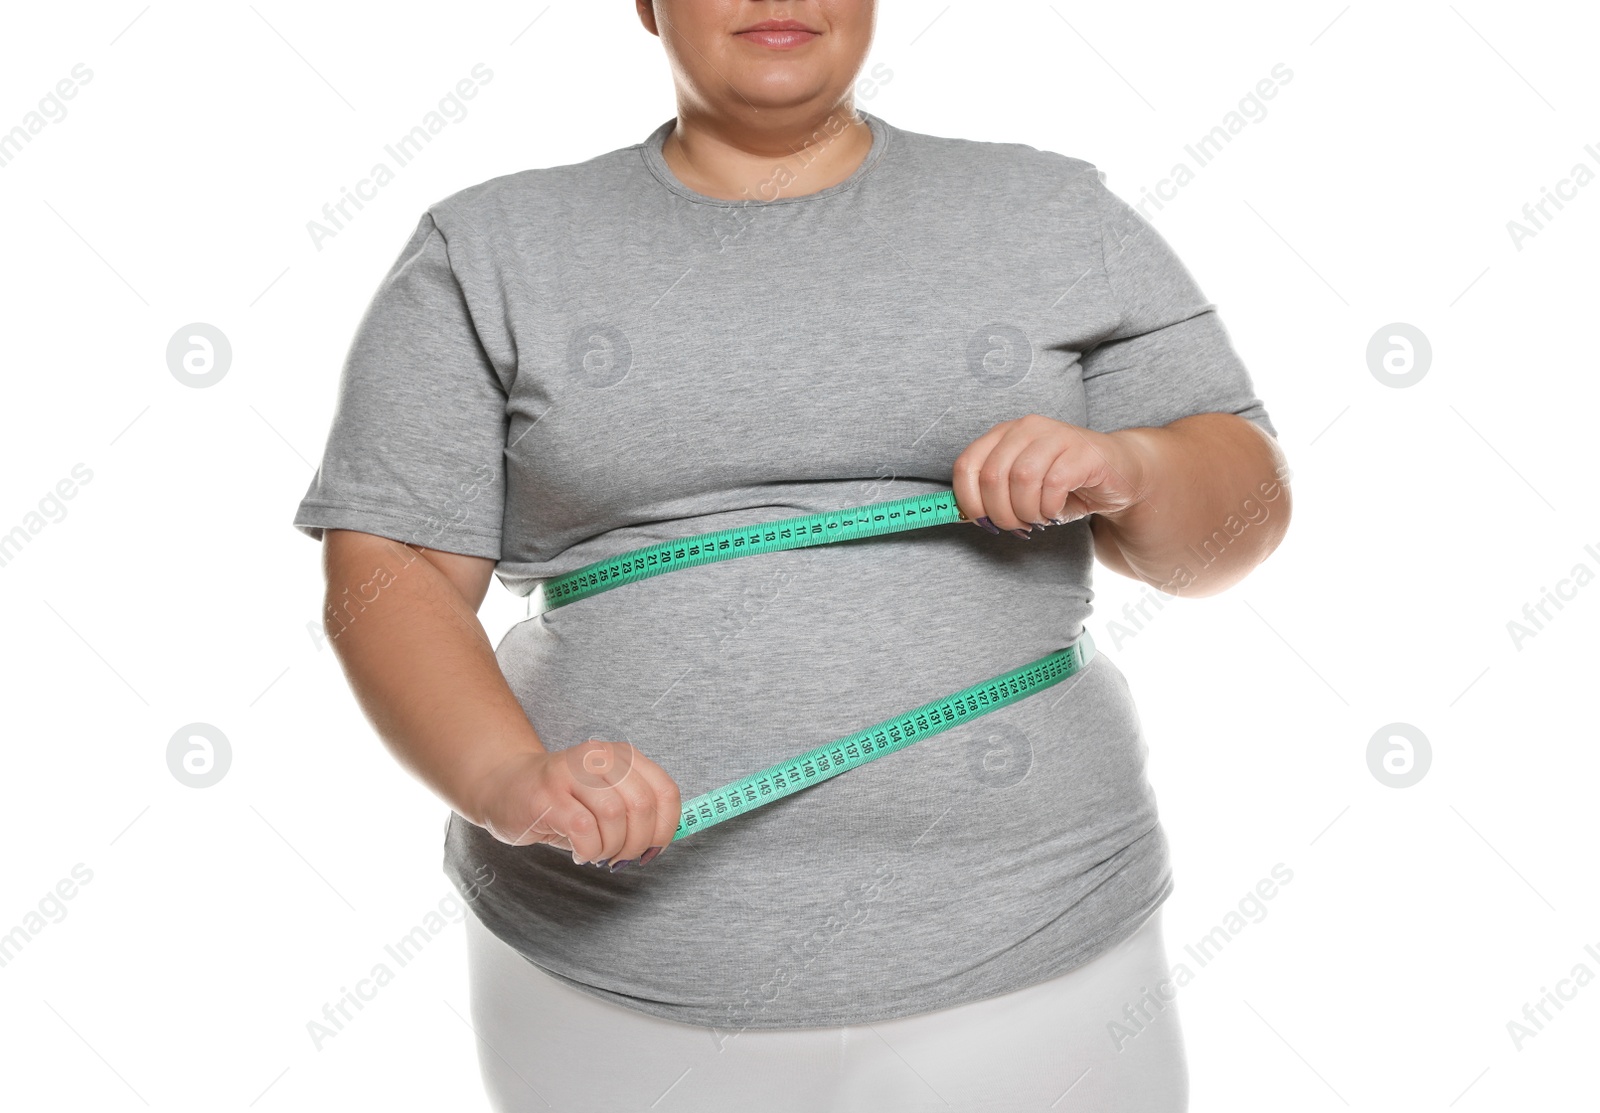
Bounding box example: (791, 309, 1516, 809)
(292, 3, 1290, 1110)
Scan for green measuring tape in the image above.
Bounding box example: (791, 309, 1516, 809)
(530, 489, 1097, 842)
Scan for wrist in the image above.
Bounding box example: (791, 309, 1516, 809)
(1095, 427, 1159, 527)
(456, 736, 547, 829)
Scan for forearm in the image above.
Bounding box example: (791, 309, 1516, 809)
(1091, 412, 1291, 597)
(322, 534, 544, 827)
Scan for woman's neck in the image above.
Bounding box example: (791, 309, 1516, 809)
(659, 106, 873, 202)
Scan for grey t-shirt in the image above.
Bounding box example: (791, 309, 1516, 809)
(293, 109, 1274, 1029)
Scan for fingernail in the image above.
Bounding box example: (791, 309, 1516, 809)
(1009, 527, 1033, 539)
(1032, 521, 1051, 529)
(593, 858, 609, 869)
(1049, 517, 1070, 525)
(639, 846, 665, 864)
(974, 516, 1001, 535)
(608, 859, 637, 872)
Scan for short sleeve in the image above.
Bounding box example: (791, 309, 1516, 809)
(1079, 174, 1277, 439)
(292, 211, 508, 558)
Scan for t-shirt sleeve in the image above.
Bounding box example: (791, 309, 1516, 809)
(291, 211, 508, 559)
(1078, 172, 1277, 438)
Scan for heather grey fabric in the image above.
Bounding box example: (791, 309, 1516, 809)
(292, 109, 1274, 1030)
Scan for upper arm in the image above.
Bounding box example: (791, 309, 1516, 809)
(323, 529, 497, 615)
(413, 546, 496, 612)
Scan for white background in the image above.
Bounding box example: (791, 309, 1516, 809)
(1, 2, 1595, 1110)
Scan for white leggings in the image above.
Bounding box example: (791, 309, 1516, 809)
(462, 904, 1188, 1112)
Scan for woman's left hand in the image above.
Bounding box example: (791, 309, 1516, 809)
(951, 413, 1149, 535)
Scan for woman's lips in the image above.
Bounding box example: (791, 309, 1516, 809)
(736, 29, 819, 49)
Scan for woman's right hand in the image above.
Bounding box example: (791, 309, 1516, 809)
(473, 740, 683, 868)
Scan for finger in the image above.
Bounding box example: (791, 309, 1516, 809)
(950, 421, 1013, 528)
(1030, 441, 1099, 524)
(990, 418, 1108, 529)
(559, 739, 636, 861)
(1005, 438, 1080, 528)
(609, 745, 674, 864)
(586, 754, 663, 866)
(609, 749, 679, 856)
(532, 794, 605, 863)
(972, 421, 1043, 531)
(568, 782, 626, 864)
(631, 755, 684, 859)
